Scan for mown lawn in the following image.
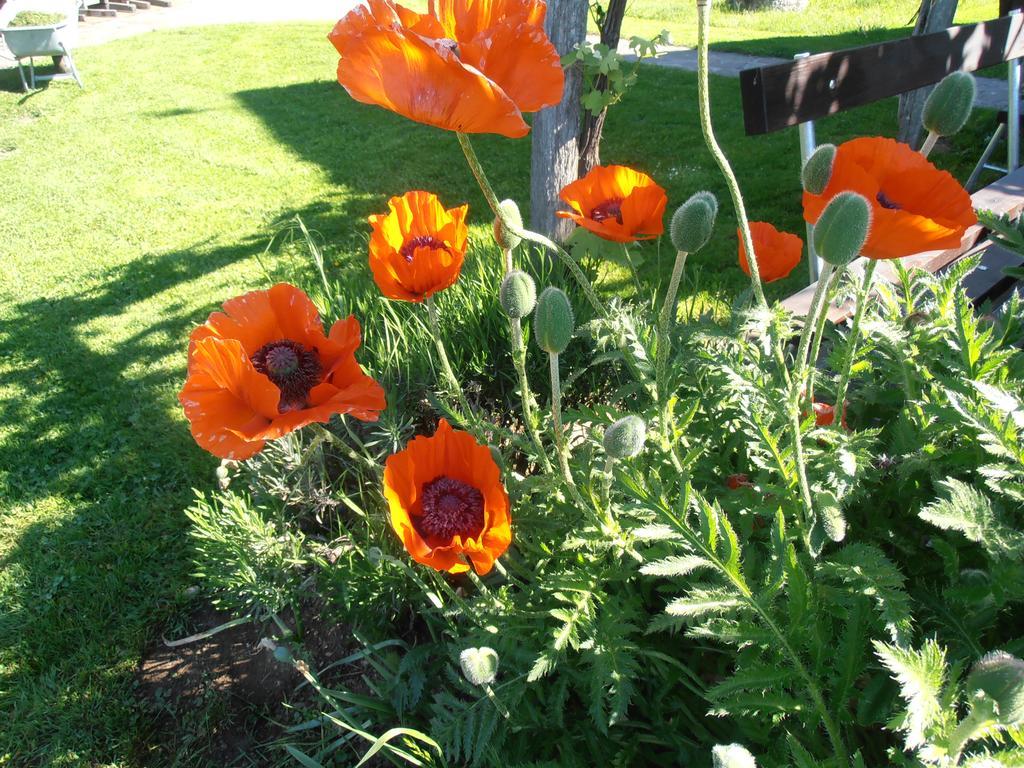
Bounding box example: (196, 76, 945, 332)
(623, 0, 1000, 59)
(0, 20, 998, 767)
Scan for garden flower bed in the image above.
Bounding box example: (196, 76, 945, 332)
(170, 0, 1024, 765)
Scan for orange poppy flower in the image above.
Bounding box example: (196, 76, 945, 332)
(328, 0, 564, 138)
(557, 165, 668, 243)
(802, 137, 976, 260)
(179, 284, 386, 460)
(384, 419, 511, 575)
(738, 222, 803, 282)
(810, 401, 848, 429)
(368, 191, 469, 302)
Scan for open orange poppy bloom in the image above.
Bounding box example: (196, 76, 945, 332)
(368, 191, 469, 302)
(384, 419, 511, 575)
(802, 137, 976, 260)
(738, 222, 803, 282)
(179, 284, 386, 460)
(557, 165, 667, 243)
(328, 0, 564, 138)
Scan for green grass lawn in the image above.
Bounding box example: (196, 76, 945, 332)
(623, 0, 1000, 59)
(0, 20, 998, 766)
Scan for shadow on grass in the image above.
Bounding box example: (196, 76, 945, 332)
(0, 222, 310, 763)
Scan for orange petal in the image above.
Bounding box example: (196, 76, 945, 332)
(431, 0, 546, 41)
(200, 283, 327, 357)
(738, 222, 803, 283)
(178, 338, 281, 459)
(459, 21, 564, 113)
(330, 9, 529, 137)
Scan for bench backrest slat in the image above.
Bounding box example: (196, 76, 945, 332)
(741, 15, 1024, 136)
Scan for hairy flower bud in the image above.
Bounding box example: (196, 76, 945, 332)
(499, 270, 536, 319)
(966, 651, 1024, 724)
(924, 71, 976, 138)
(460, 646, 499, 686)
(801, 144, 837, 195)
(533, 286, 574, 354)
(493, 199, 523, 251)
(813, 191, 871, 266)
(670, 191, 718, 253)
(604, 415, 646, 459)
(712, 744, 757, 768)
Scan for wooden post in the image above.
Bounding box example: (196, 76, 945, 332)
(529, 0, 587, 242)
(898, 0, 960, 148)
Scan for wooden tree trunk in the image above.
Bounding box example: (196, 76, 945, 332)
(577, 0, 628, 176)
(898, 0, 960, 147)
(529, 0, 588, 242)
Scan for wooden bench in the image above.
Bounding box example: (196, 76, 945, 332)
(737, 14, 1024, 321)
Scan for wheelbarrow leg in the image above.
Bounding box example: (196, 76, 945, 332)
(60, 44, 84, 89)
(15, 59, 29, 93)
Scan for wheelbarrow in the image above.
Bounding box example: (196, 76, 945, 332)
(0, 0, 84, 91)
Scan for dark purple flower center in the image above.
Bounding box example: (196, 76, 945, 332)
(876, 191, 902, 210)
(590, 197, 624, 225)
(251, 339, 322, 413)
(416, 475, 485, 542)
(400, 235, 449, 263)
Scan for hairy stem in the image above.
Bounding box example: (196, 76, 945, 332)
(789, 261, 836, 542)
(548, 352, 590, 511)
(695, 0, 767, 309)
(657, 250, 688, 419)
(805, 266, 844, 404)
(510, 317, 554, 474)
(832, 260, 878, 430)
(456, 132, 608, 317)
(920, 130, 939, 158)
(425, 295, 475, 424)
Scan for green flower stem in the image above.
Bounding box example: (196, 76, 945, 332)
(947, 699, 996, 767)
(788, 261, 836, 543)
(832, 259, 878, 431)
(695, 0, 766, 310)
(805, 265, 844, 405)
(509, 316, 554, 474)
(920, 130, 939, 159)
(622, 243, 643, 295)
(657, 249, 688, 417)
(548, 351, 590, 511)
(455, 132, 607, 317)
(425, 295, 476, 424)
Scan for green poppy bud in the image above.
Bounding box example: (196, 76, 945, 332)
(923, 71, 976, 138)
(670, 191, 719, 254)
(499, 270, 536, 319)
(712, 744, 757, 768)
(493, 199, 523, 251)
(459, 646, 499, 686)
(813, 191, 871, 267)
(802, 144, 836, 195)
(533, 286, 574, 354)
(966, 651, 1024, 724)
(603, 415, 646, 459)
